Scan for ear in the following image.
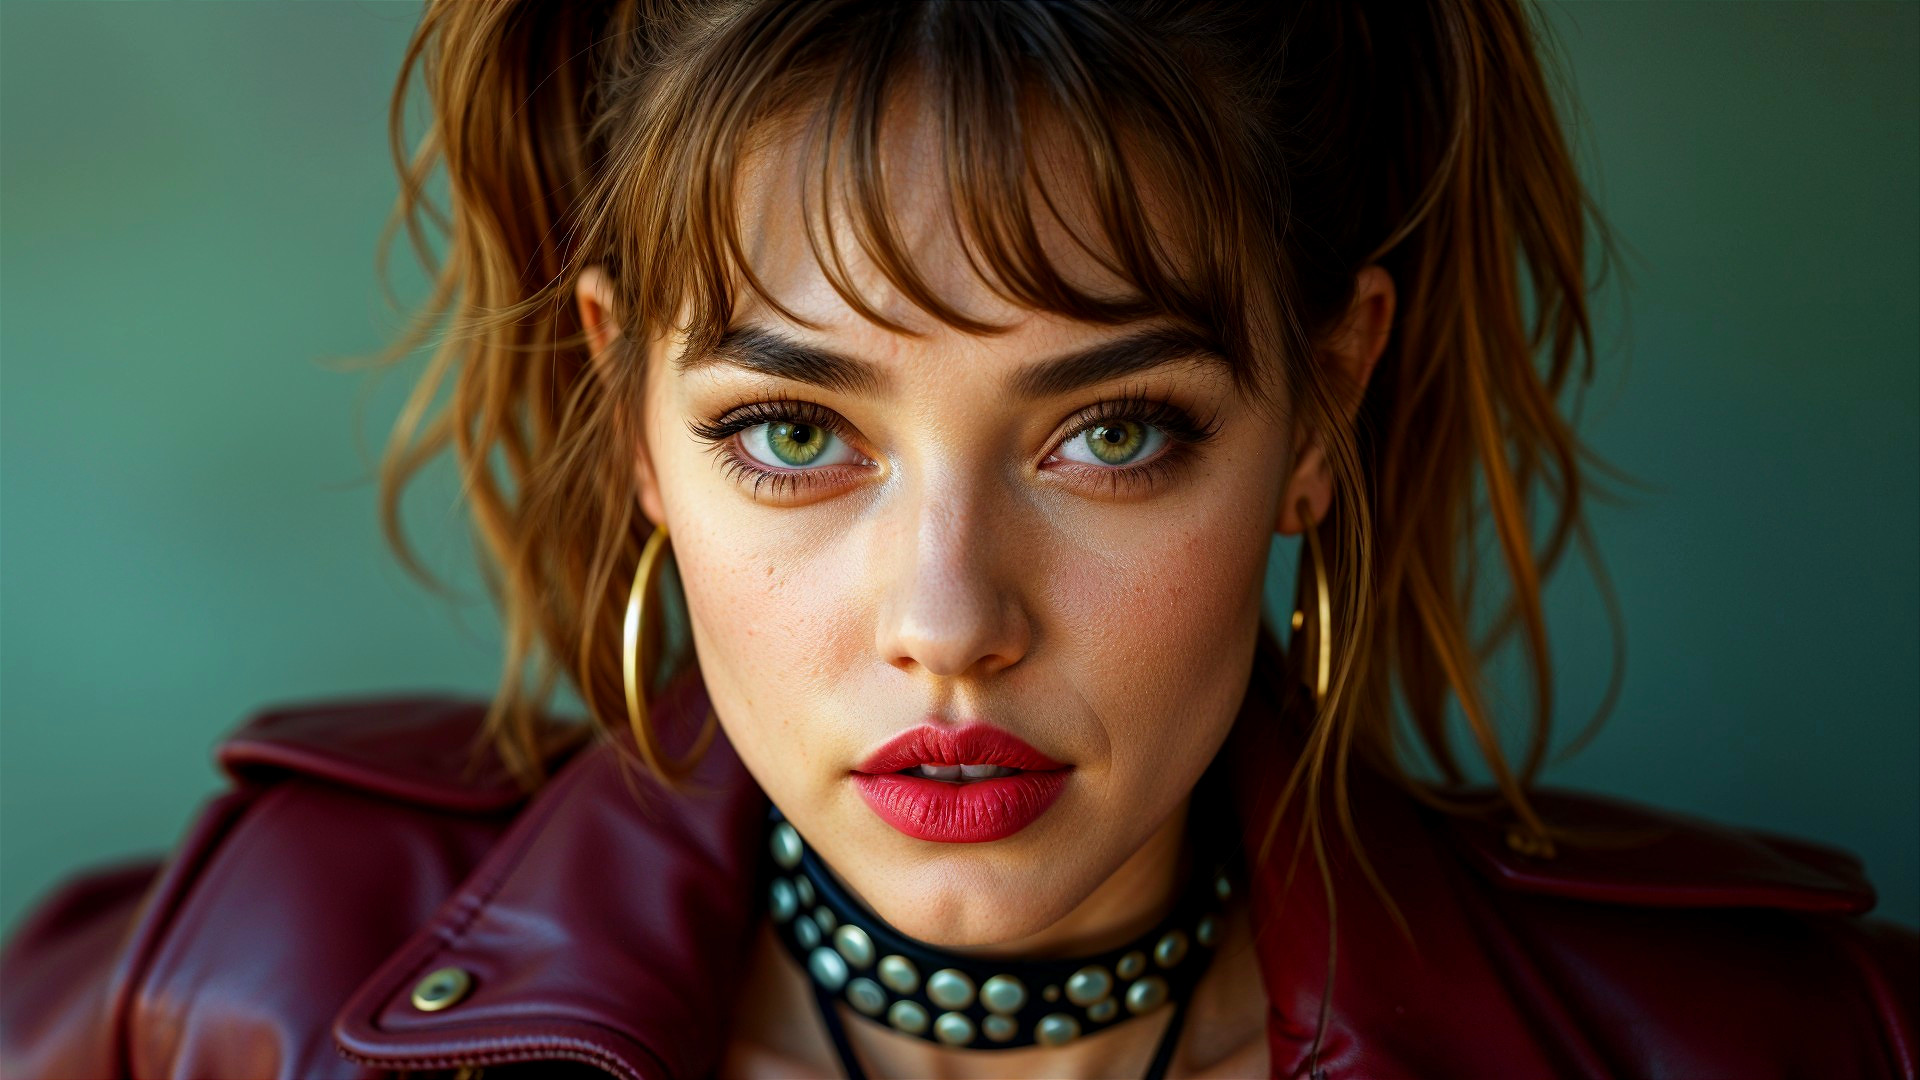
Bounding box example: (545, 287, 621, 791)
(576, 265, 668, 528)
(1276, 264, 1395, 534)
(577, 264, 624, 383)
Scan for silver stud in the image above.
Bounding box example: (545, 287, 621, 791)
(933, 1011, 975, 1047)
(808, 946, 849, 992)
(982, 1014, 1018, 1043)
(1088, 998, 1118, 1023)
(812, 907, 835, 934)
(1126, 975, 1169, 1014)
(1154, 929, 1190, 968)
(410, 966, 472, 1012)
(888, 1000, 929, 1035)
(980, 974, 1027, 1015)
(1035, 1013, 1081, 1046)
(877, 954, 920, 995)
(833, 925, 875, 969)
(771, 822, 803, 869)
(846, 977, 887, 1016)
(769, 879, 798, 923)
(926, 968, 976, 1010)
(1215, 873, 1233, 902)
(1196, 914, 1221, 948)
(1065, 965, 1113, 1007)
(1116, 950, 1147, 980)
(794, 875, 817, 909)
(794, 916, 821, 950)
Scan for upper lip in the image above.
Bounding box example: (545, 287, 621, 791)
(855, 723, 1066, 774)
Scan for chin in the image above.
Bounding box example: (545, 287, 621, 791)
(819, 811, 1109, 948)
(855, 860, 1093, 949)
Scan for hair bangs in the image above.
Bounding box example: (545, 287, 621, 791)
(606, 1, 1266, 391)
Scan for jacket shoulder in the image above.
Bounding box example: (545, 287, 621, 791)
(2, 695, 581, 1079)
(216, 693, 585, 813)
(1437, 787, 1917, 1078)
(1444, 785, 1880, 913)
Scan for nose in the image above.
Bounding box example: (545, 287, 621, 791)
(872, 474, 1032, 680)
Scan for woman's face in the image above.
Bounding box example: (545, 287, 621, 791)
(609, 110, 1318, 949)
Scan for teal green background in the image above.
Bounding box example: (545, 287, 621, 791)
(3, 2, 1916, 933)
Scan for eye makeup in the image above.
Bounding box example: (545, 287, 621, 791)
(1044, 387, 1224, 497)
(686, 397, 876, 501)
(683, 386, 1223, 502)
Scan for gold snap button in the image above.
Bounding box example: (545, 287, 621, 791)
(410, 966, 473, 1012)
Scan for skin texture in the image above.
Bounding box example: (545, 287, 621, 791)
(577, 100, 1393, 1077)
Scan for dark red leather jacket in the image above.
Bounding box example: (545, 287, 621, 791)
(4, 663, 1915, 1079)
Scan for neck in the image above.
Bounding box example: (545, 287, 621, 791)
(904, 800, 1200, 1075)
(784, 798, 1205, 1076)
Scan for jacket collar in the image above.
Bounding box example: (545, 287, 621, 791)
(331, 650, 1879, 1079)
(332, 670, 769, 1079)
(329, 658, 1365, 1079)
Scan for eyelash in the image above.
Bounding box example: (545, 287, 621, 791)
(685, 388, 1223, 501)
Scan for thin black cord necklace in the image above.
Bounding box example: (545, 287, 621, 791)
(765, 798, 1236, 1079)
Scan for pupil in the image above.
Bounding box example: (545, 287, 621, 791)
(1100, 426, 1124, 444)
(788, 424, 815, 445)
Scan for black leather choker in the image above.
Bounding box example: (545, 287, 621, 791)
(764, 805, 1233, 1061)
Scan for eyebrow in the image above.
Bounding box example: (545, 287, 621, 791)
(678, 324, 1231, 399)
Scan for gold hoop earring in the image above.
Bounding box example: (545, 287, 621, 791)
(1290, 496, 1332, 707)
(622, 522, 715, 777)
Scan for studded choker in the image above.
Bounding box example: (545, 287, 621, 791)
(764, 805, 1234, 1060)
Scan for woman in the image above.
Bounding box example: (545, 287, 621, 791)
(2, 0, 1914, 1077)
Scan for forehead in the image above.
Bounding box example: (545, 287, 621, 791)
(724, 92, 1171, 354)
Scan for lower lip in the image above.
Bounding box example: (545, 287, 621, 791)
(852, 771, 1070, 843)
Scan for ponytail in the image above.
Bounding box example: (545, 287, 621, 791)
(376, 0, 675, 784)
(1327, 0, 1623, 837)
(1241, 0, 1623, 952)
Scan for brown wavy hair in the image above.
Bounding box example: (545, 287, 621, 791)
(376, 0, 1622, 934)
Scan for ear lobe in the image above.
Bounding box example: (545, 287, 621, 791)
(1275, 265, 1396, 536)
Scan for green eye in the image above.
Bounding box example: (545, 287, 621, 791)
(1062, 421, 1166, 467)
(740, 420, 858, 469)
(768, 422, 825, 465)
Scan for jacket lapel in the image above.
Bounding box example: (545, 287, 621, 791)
(332, 672, 768, 1079)
(1224, 658, 1588, 1080)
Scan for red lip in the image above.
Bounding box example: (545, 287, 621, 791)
(852, 723, 1071, 843)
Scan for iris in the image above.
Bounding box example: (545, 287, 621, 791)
(1066, 420, 1165, 466)
(743, 420, 843, 467)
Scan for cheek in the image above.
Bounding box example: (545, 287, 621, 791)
(662, 504, 871, 773)
(680, 517, 871, 670)
(642, 379, 871, 778)
(1045, 499, 1272, 767)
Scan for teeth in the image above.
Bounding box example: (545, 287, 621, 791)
(906, 763, 1020, 781)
